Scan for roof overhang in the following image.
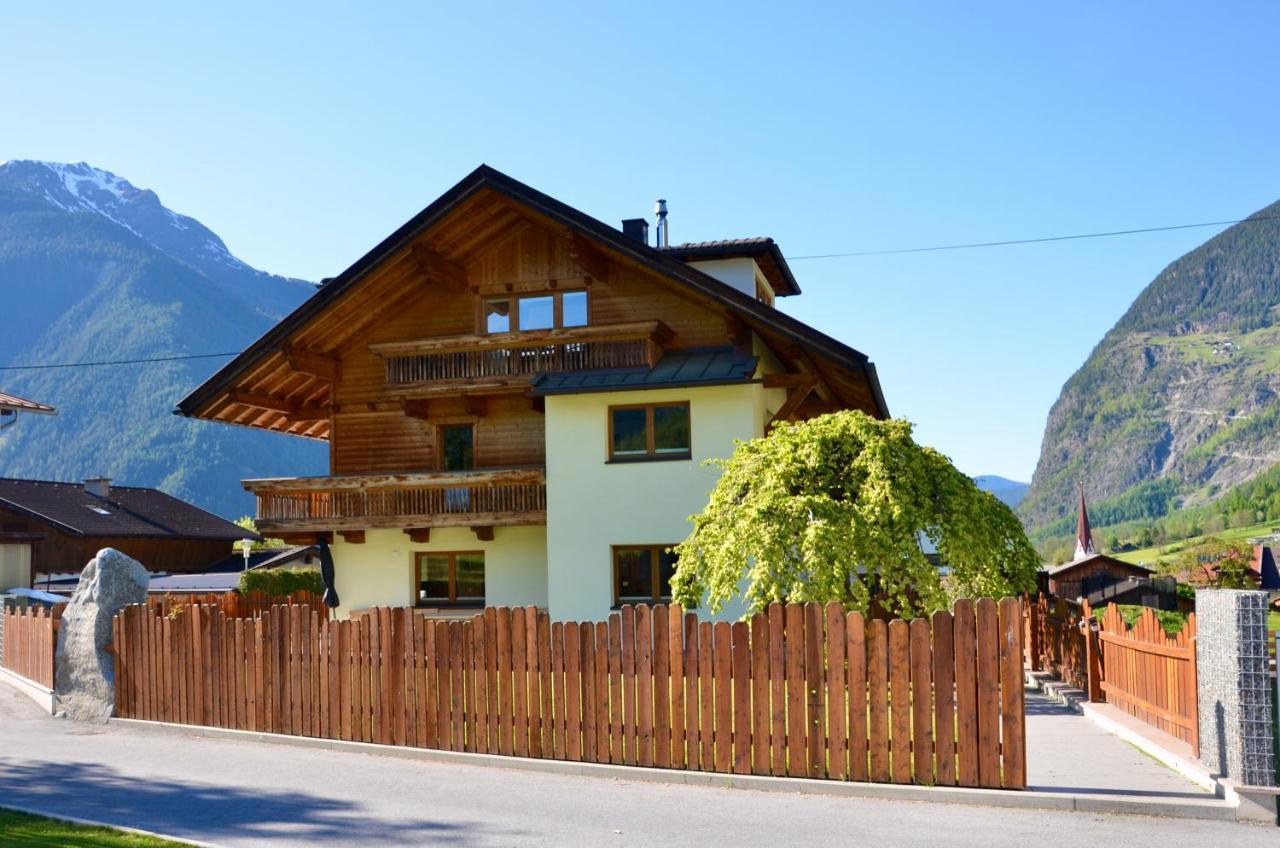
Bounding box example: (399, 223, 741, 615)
(177, 165, 888, 425)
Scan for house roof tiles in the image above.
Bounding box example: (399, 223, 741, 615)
(530, 347, 757, 395)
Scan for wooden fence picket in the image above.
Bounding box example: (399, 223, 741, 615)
(106, 598, 1027, 790)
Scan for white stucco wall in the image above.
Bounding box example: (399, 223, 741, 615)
(329, 525, 547, 619)
(544, 383, 769, 622)
(685, 257, 769, 300)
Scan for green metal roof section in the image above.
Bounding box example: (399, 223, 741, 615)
(530, 347, 758, 396)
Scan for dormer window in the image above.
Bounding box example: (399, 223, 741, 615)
(482, 290, 589, 334)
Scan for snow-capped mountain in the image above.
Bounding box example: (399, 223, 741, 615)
(0, 160, 324, 518)
(0, 160, 312, 320)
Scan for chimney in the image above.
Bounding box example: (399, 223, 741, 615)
(654, 199, 669, 248)
(621, 218, 650, 245)
(84, 476, 111, 499)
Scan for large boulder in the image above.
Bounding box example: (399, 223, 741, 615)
(54, 548, 149, 721)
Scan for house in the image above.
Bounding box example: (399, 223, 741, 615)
(0, 477, 255, 591)
(1040, 488, 1151, 600)
(177, 166, 888, 621)
(0, 389, 55, 429)
(38, 544, 321, 596)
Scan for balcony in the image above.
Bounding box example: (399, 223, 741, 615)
(369, 320, 673, 387)
(244, 468, 546, 534)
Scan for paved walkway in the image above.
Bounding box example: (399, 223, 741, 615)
(1024, 688, 1210, 798)
(0, 684, 1250, 847)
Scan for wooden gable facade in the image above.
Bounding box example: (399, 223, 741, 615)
(180, 167, 888, 541)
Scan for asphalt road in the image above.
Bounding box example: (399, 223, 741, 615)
(0, 685, 1263, 847)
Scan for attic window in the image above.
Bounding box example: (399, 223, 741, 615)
(86, 505, 111, 515)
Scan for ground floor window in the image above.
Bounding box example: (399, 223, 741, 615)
(612, 545, 678, 607)
(416, 551, 485, 606)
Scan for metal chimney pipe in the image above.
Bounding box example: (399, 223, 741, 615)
(654, 199, 669, 248)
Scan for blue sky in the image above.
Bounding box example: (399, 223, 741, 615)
(3, 2, 1278, 482)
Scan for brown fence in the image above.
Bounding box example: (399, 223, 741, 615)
(146, 591, 326, 619)
(1096, 604, 1199, 754)
(1023, 594, 1094, 692)
(113, 598, 1026, 789)
(1, 605, 61, 689)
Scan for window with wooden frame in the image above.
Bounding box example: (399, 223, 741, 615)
(481, 289, 589, 334)
(613, 545, 678, 607)
(608, 401, 690, 461)
(415, 551, 485, 606)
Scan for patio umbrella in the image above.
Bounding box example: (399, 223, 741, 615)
(317, 540, 340, 610)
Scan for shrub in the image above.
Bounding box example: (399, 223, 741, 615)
(239, 567, 325, 596)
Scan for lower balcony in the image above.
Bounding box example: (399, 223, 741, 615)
(243, 468, 547, 536)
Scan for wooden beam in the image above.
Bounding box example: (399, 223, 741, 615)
(791, 349, 836, 403)
(768, 381, 817, 430)
(472, 525, 495, 542)
(410, 244, 468, 287)
(461, 395, 488, 417)
(230, 390, 329, 420)
(282, 346, 340, 383)
(404, 528, 431, 543)
(368, 319, 673, 358)
(401, 398, 433, 420)
(257, 511, 546, 534)
(564, 230, 609, 283)
(339, 530, 366, 544)
(243, 466, 546, 493)
(275, 531, 334, 545)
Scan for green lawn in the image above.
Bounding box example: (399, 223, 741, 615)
(0, 809, 184, 846)
(1110, 519, 1279, 568)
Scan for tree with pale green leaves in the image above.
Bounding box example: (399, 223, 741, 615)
(671, 411, 1040, 619)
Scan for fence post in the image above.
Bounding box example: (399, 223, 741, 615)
(1082, 617, 1102, 702)
(1025, 596, 1041, 671)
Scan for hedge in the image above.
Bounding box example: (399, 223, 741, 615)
(238, 567, 325, 597)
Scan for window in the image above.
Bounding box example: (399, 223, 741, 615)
(415, 552, 485, 606)
(608, 402, 690, 461)
(613, 545, 679, 606)
(480, 290, 589, 333)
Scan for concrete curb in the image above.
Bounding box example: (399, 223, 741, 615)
(0, 800, 219, 847)
(111, 716, 1238, 822)
(1025, 670, 1278, 825)
(0, 667, 56, 714)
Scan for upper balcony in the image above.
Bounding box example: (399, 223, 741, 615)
(369, 320, 674, 388)
(244, 467, 547, 535)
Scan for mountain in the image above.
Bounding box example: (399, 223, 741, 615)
(0, 160, 326, 518)
(1021, 201, 1280, 535)
(974, 475, 1030, 508)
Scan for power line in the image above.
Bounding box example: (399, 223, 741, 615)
(0, 352, 241, 372)
(787, 215, 1280, 260)
(2, 214, 1277, 373)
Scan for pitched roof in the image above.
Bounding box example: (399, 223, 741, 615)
(0, 390, 55, 415)
(177, 165, 887, 423)
(0, 478, 253, 541)
(531, 347, 757, 396)
(661, 238, 800, 297)
(1043, 553, 1151, 577)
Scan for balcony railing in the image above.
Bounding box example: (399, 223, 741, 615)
(243, 468, 546, 533)
(369, 320, 673, 386)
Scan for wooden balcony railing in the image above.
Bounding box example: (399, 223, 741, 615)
(243, 468, 546, 533)
(369, 320, 673, 386)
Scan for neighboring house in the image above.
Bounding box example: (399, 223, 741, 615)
(144, 545, 320, 595)
(0, 389, 55, 430)
(0, 477, 255, 591)
(1039, 488, 1151, 600)
(177, 166, 888, 621)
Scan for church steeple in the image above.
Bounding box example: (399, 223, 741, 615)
(1074, 484, 1095, 560)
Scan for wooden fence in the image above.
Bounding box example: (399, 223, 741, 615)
(1, 605, 61, 689)
(1097, 604, 1199, 754)
(1023, 594, 1096, 694)
(147, 591, 326, 619)
(113, 598, 1026, 789)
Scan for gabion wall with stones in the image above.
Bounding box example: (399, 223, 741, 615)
(1195, 589, 1275, 786)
